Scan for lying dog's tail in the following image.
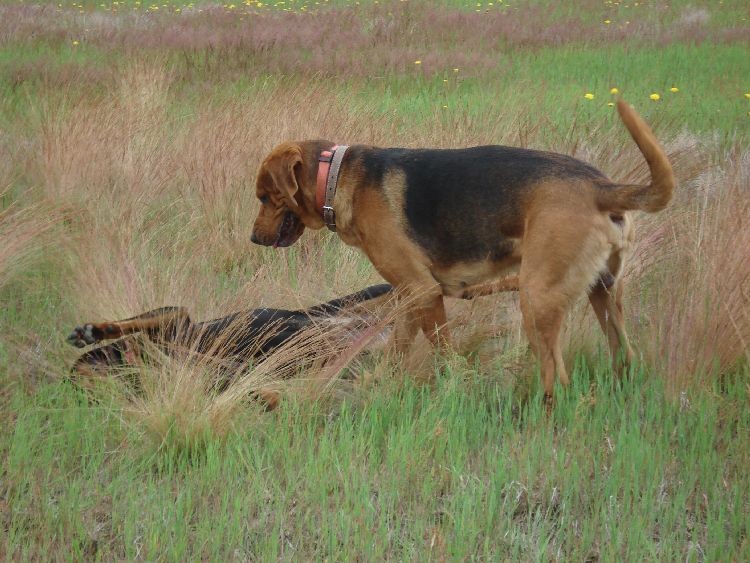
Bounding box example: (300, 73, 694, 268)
(596, 99, 675, 213)
(307, 283, 393, 316)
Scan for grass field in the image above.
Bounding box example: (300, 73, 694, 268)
(1, 0, 749, 559)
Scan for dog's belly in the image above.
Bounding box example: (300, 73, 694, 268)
(431, 250, 521, 297)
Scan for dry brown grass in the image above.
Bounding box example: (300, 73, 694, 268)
(3, 60, 748, 444)
(0, 196, 55, 290)
(633, 146, 750, 385)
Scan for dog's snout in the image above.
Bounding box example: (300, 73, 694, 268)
(250, 232, 260, 245)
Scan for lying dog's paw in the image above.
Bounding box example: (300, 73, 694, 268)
(66, 324, 102, 348)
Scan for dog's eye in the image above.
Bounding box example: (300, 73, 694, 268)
(259, 195, 270, 205)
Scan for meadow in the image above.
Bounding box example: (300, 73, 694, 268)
(1, 0, 749, 559)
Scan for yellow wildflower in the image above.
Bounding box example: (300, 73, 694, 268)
(670, 87, 679, 93)
(610, 87, 619, 94)
(414, 60, 422, 65)
(607, 102, 615, 107)
(744, 93, 750, 99)
(649, 93, 660, 101)
(584, 93, 595, 100)
(72, 40, 80, 45)
(604, 19, 611, 24)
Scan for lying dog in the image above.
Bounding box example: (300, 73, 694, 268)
(67, 284, 392, 404)
(250, 100, 674, 402)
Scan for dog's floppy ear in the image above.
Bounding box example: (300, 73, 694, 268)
(266, 145, 303, 210)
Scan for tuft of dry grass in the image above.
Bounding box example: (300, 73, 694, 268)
(632, 147, 750, 386)
(0, 192, 58, 291)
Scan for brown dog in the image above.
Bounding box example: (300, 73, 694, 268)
(250, 100, 674, 401)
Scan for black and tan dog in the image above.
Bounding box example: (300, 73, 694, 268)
(250, 100, 674, 401)
(67, 284, 392, 404)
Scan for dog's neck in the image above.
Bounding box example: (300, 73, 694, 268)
(315, 145, 349, 232)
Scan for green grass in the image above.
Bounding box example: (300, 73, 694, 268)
(356, 43, 749, 136)
(2, 39, 747, 142)
(3, 362, 749, 559)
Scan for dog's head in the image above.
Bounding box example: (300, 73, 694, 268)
(251, 142, 326, 248)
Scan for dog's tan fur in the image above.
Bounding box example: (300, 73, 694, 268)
(251, 100, 674, 401)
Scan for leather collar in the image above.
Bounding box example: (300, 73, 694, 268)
(315, 145, 349, 232)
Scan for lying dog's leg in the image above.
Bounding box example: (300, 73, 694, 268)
(588, 274, 635, 373)
(254, 388, 281, 411)
(306, 283, 393, 316)
(460, 275, 520, 299)
(67, 306, 191, 348)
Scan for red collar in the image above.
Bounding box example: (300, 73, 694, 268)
(315, 145, 338, 217)
(315, 144, 349, 232)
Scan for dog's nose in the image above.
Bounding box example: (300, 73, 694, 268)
(250, 232, 260, 245)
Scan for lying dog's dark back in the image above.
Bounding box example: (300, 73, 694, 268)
(186, 283, 392, 358)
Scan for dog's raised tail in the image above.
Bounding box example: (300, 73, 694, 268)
(596, 99, 675, 213)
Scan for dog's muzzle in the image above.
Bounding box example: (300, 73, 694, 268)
(251, 211, 303, 248)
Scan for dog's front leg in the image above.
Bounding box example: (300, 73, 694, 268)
(388, 287, 450, 357)
(390, 309, 420, 356)
(360, 233, 449, 357)
(419, 291, 450, 349)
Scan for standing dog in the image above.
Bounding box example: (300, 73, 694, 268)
(250, 101, 674, 401)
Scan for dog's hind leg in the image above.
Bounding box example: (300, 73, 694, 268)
(519, 206, 611, 403)
(588, 273, 634, 374)
(519, 283, 568, 403)
(67, 306, 191, 348)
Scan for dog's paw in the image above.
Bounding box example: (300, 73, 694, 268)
(66, 324, 101, 348)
